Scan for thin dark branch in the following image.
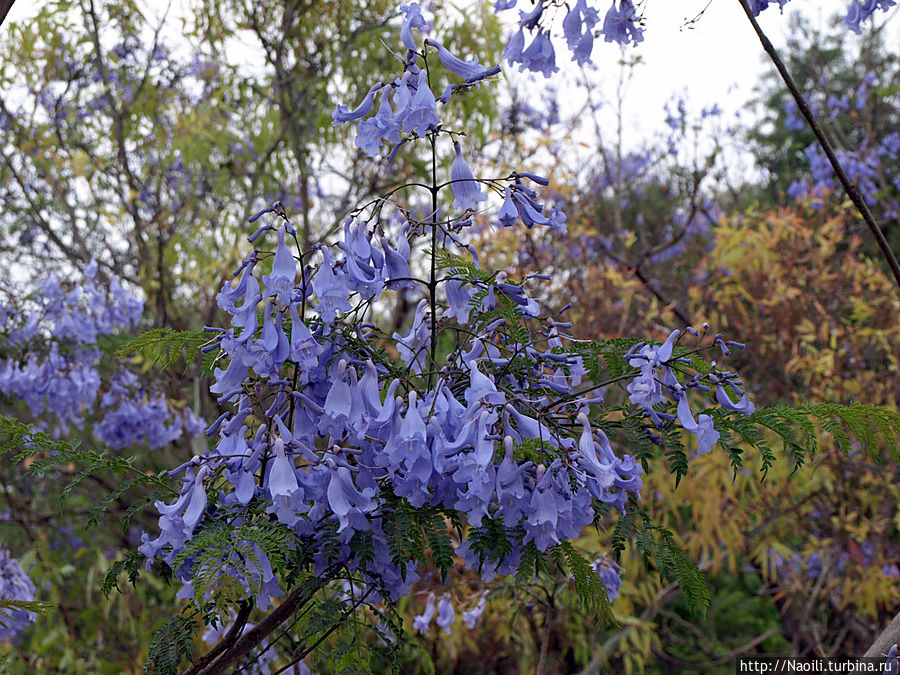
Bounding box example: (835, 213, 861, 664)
(184, 601, 253, 673)
(630, 264, 692, 326)
(181, 573, 332, 675)
(737, 0, 900, 292)
(0, 0, 16, 28)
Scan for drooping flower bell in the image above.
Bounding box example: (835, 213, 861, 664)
(450, 142, 488, 212)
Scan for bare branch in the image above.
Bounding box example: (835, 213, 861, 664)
(0, 0, 17, 29)
(737, 0, 900, 293)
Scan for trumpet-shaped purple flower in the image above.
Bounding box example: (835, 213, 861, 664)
(394, 299, 431, 374)
(444, 278, 472, 324)
(258, 304, 290, 369)
(503, 27, 526, 63)
(715, 385, 755, 416)
(400, 2, 428, 49)
(498, 187, 518, 227)
(463, 595, 487, 628)
(217, 266, 261, 341)
(332, 83, 381, 124)
(629, 330, 679, 369)
(450, 142, 488, 212)
(676, 396, 719, 454)
(575, 414, 616, 489)
(266, 437, 305, 525)
(425, 38, 497, 83)
(547, 207, 567, 234)
(326, 464, 378, 532)
(339, 219, 385, 299)
(262, 228, 295, 306)
(312, 247, 352, 324)
(288, 305, 323, 375)
(563, 0, 600, 65)
(140, 466, 210, 563)
(383, 225, 414, 290)
(525, 480, 561, 550)
(436, 595, 455, 634)
(356, 92, 400, 157)
(517, 30, 558, 79)
(413, 593, 436, 634)
(401, 70, 440, 136)
(210, 349, 250, 401)
(601, 1, 644, 47)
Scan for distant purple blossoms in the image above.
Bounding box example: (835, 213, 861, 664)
(0, 549, 37, 643)
(0, 261, 201, 447)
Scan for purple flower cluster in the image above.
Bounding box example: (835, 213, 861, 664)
(779, 68, 898, 220)
(0, 261, 201, 449)
(142, 222, 645, 602)
(625, 328, 754, 453)
(0, 261, 140, 433)
(0, 548, 37, 643)
(331, 3, 498, 159)
(94, 371, 204, 450)
(497, 172, 567, 233)
(495, 0, 643, 77)
(138, 3, 758, 627)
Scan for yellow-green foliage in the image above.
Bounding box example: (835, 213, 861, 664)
(691, 198, 900, 406)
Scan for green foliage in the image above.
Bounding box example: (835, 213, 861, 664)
(117, 328, 218, 375)
(14, 435, 174, 530)
(468, 516, 517, 572)
(383, 501, 461, 584)
(660, 570, 790, 671)
(0, 599, 55, 627)
(568, 337, 648, 381)
(434, 247, 532, 345)
(422, 511, 455, 584)
(515, 540, 553, 584)
(2, 415, 172, 531)
(0, 415, 79, 460)
(173, 510, 296, 618)
(553, 542, 616, 627)
(102, 549, 146, 599)
(714, 403, 900, 479)
(143, 614, 198, 675)
(613, 509, 710, 617)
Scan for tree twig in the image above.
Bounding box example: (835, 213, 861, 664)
(736, 0, 900, 292)
(0, 0, 16, 28)
(180, 574, 330, 675)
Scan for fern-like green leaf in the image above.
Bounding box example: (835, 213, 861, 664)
(102, 549, 145, 598)
(143, 614, 197, 675)
(555, 541, 617, 627)
(118, 328, 215, 373)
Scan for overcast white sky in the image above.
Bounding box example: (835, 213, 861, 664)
(5, 0, 897, 152)
(600, 0, 898, 140)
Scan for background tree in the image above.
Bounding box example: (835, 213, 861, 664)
(2, 1, 900, 673)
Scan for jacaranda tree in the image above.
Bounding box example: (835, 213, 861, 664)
(2, 1, 899, 673)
